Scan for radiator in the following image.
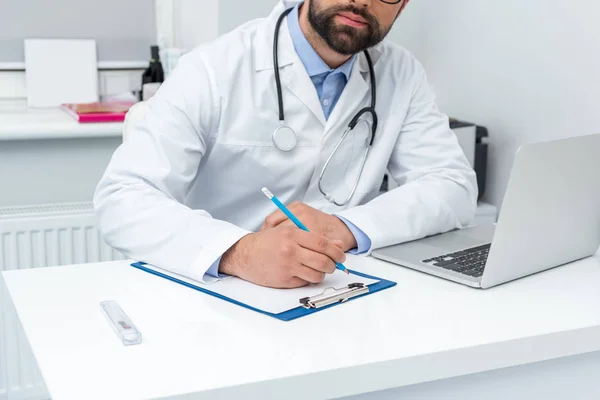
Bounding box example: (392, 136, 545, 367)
(0, 202, 124, 400)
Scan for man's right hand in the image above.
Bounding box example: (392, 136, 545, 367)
(219, 225, 346, 289)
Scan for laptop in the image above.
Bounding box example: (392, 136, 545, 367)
(371, 133, 600, 289)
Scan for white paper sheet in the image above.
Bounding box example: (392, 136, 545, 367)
(25, 39, 98, 107)
(140, 264, 379, 315)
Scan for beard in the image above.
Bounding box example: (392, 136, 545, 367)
(307, 0, 388, 55)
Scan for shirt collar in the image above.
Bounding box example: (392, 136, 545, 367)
(287, 2, 356, 79)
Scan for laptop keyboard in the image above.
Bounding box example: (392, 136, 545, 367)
(421, 244, 491, 278)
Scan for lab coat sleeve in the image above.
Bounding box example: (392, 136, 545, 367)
(93, 54, 251, 284)
(335, 59, 478, 253)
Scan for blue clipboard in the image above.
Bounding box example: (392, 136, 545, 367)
(131, 262, 396, 321)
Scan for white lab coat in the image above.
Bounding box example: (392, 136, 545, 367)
(93, 0, 478, 283)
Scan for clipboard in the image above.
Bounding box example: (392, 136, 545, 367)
(131, 262, 396, 321)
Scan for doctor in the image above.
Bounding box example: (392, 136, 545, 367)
(94, 0, 477, 289)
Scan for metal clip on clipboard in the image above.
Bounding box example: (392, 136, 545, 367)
(299, 283, 369, 309)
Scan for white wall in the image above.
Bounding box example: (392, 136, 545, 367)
(388, 0, 426, 62)
(389, 0, 600, 208)
(176, 0, 220, 50)
(0, 0, 156, 64)
(159, 0, 277, 51)
(218, 0, 278, 35)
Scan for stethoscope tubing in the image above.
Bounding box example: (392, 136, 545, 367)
(272, 7, 379, 206)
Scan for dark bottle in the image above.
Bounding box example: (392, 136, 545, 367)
(140, 45, 164, 100)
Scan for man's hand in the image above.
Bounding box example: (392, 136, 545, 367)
(260, 202, 357, 252)
(219, 225, 346, 289)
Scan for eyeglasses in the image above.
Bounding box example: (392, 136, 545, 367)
(380, 0, 404, 4)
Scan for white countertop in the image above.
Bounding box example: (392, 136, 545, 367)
(4, 254, 600, 400)
(0, 100, 123, 140)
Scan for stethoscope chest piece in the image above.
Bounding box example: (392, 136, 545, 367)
(273, 125, 297, 151)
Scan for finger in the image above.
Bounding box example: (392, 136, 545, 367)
(283, 277, 310, 289)
(263, 202, 306, 229)
(293, 264, 326, 284)
(263, 210, 289, 229)
(259, 219, 279, 231)
(297, 247, 337, 274)
(281, 219, 296, 228)
(295, 231, 346, 264)
(332, 239, 344, 249)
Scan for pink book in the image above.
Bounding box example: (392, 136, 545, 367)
(61, 101, 136, 123)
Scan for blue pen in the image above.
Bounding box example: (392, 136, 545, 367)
(261, 187, 349, 274)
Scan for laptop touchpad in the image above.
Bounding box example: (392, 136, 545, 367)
(421, 232, 484, 252)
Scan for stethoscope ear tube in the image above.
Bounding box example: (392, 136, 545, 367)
(273, 8, 294, 123)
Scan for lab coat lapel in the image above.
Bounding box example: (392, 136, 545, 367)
(326, 53, 370, 131)
(280, 63, 327, 127)
(254, 4, 327, 127)
(275, 7, 326, 127)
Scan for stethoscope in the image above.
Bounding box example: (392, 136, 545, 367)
(272, 7, 379, 206)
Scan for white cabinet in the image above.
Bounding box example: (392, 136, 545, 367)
(0, 101, 122, 208)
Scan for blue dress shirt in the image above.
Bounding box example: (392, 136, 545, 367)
(205, 3, 372, 277)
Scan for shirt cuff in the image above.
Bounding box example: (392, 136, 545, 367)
(335, 215, 372, 254)
(205, 256, 224, 278)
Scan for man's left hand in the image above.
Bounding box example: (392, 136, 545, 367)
(260, 202, 357, 252)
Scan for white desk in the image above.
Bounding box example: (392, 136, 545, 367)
(3, 253, 600, 400)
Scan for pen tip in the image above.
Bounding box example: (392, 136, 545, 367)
(261, 187, 274, 199)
